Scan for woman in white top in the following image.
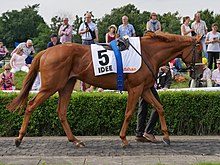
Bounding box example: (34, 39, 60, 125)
(181, 16, 194, 36)
(205, 23, 220, 69)
(10, 48, 29, 73)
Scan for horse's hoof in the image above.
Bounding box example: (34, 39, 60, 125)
(162, 137, 170, 145)
(121, 143, 130, 148)
(15, 138, 22, 147)
(75, 141, 85, 147)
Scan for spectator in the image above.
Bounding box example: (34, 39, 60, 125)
(78, 12, 98, 45)
(58, 18, 73, 43)
(136, 13, 162, 143)
(0, 41, 9, 59)
(156, 65, 172, 90)
(146, 12, 161, 33)
(105, 24, 117, 43)
(0, 63, 14, 90)
(170, 58, 184, 78)
(78, 12, 99, 92)
(135, 87, 160, 143)
(212, 59, 220, 87)
(11, 39, 35, 66)
(47, 34, 62, 48)
(181, 16, 194, 36)
(10, 47, 29, 73)
(117, 15, 136, 38)
(201, 57, 212, 87)
(191, 13, 208, 59)
(205, 23, 220, 70)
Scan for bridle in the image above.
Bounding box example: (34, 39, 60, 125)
(177, 39, 200, 73)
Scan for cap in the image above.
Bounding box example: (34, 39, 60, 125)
(202, 57, 207, 65)
(150, 12, 157, 17)
(217, 59, 220, 64)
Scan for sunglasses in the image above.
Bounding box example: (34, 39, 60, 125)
(5, 68, 10, 70)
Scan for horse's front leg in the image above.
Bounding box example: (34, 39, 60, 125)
(142, 88, 170, 145)
(120, 86, 142, 146)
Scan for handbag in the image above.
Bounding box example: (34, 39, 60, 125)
(85, 22, 96, 39)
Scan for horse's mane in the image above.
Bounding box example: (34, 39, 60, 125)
(143, 31, 194, 43)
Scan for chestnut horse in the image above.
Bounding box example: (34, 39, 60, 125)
(7, 32, 202, 147)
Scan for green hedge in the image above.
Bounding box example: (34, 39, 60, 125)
(0, 91, 220, 137)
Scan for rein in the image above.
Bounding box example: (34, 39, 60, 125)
(128, 40, 158, 82)
(177, 40, 197, 72)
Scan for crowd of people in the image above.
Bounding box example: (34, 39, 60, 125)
(1, 11, 219, 91)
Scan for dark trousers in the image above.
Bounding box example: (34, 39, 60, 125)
(208, 52, 219, 70)
(136, 87, 160, 137)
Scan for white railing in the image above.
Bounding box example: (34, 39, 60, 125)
(2, 87, 220, 93)
(158, 87, 220, 92)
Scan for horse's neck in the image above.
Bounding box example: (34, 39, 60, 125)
(151, 40, 192, 67)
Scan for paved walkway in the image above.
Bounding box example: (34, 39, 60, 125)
(0, 136, 220, 165)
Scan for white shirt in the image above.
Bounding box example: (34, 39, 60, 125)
(181, 24, 192, 36)
(78, 22, 98, 40)
(206, 32, 220, 52)
(17, 42, 35, 57)
(202, 67, 211, 80)
(191, 20, 207, 36)
(212, 68, 220, 83)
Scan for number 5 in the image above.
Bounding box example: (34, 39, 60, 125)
(98, 50, 109, 66)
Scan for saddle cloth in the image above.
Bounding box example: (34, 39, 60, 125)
(91, 37, 142, 76)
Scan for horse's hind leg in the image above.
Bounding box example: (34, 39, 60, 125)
(15, 89, 57, 147)
(142, 88, 170, 145)
(57, 78, 85, 147)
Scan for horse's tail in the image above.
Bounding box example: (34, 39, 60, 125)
(7, 50, 45, 114)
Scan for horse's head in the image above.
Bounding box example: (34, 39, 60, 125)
(181, 35, 203, 68)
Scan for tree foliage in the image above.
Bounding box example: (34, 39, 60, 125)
(0, 4, 46, 48)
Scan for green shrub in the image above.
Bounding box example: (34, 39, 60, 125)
(0, 91, 220, 137)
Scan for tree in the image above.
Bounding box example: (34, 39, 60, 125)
(72, 15, 83, 43)
(214, 14, 220, 27)
(198, 9, 215, 31)
(32, 23, 51, 52)
(0, 4, 46, 48)
(50, 16, 63, 34)
(160, 12, 181, 34)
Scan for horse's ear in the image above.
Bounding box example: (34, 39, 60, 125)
(196, 35, 203, 43)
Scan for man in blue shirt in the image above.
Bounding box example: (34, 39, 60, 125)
(47, 34, 62, 48)
(117, 15, 136, 38)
